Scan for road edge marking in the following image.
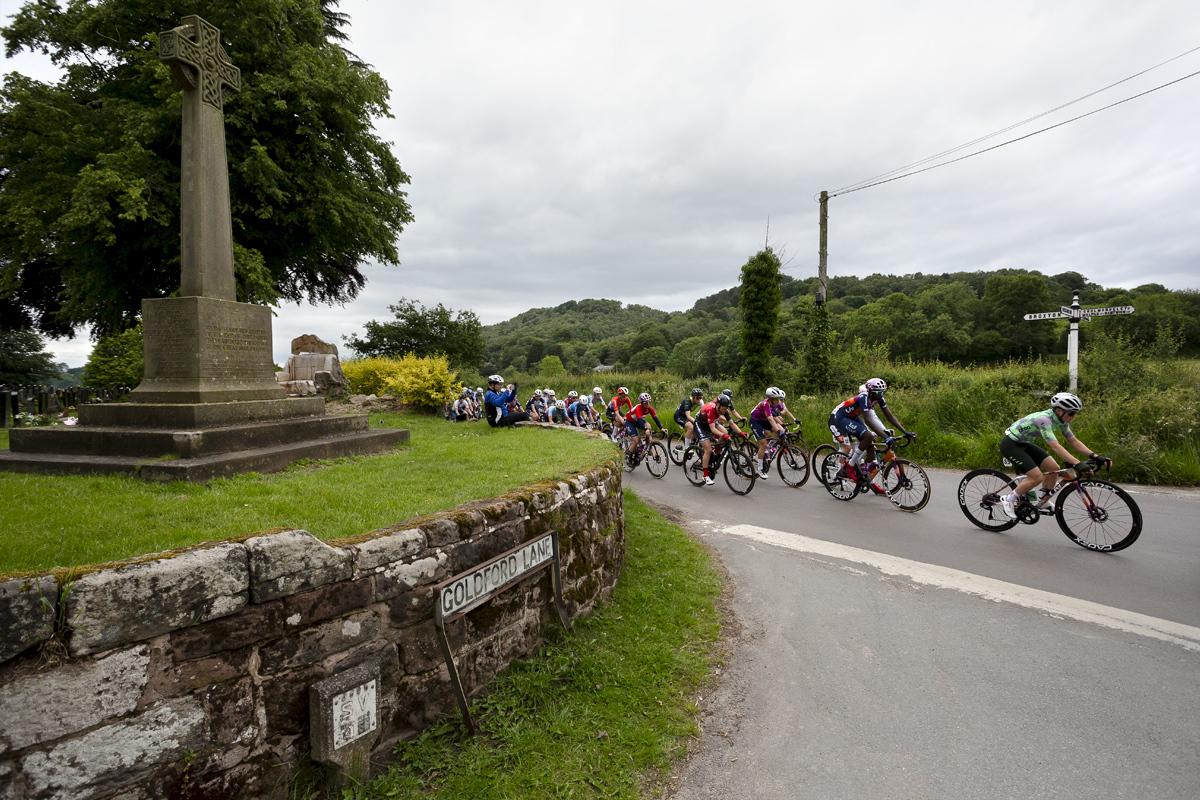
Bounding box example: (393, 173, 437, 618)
(711, 522, 1200, 653)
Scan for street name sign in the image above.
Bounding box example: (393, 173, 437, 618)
(1024, 291, 1134, 390)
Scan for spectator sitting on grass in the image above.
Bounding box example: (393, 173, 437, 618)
(485, 375, 531, 427)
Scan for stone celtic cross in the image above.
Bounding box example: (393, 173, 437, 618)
(159, 15, 241, 301)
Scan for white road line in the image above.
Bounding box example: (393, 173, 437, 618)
(702, 521, 1200, 653)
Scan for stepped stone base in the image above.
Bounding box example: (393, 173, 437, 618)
(1, 398, 409, 482)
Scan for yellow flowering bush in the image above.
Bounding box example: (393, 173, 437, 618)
(384, 353, 462, 411)
(341, 357, 403, 395)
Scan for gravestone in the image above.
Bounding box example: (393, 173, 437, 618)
(0, 16, 407, 481)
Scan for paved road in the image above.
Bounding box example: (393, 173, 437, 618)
(622, 457, 1200, 799)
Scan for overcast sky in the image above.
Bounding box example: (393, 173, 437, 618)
(3, 0, 1198, 367)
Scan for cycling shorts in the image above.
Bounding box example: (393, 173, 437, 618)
(674, 411, 691, 429)
(1000, 436, 1049, 475)
(695, 417, 716, 442)
(749, 418, 774, 441)
(605, 407, 616, 420)
(625, 418, 648, 435)
(829, 413, 870, 441)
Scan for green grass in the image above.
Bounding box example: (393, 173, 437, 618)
(0, 413, 616, 576)
(322, 491, 722, 800)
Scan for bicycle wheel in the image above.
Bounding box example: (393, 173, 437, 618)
(724, 449, 756, 495)
(1055, 479, 1142, 552)
(667, 432, 688, 466)
(957, 469, 1018, 531)
(811, 444, 839, 485)
(644, 442, 670, 478)
(777, 444, 810, 487)
(882, 458, 931, 512)
(821, 452, 860, 501)
(682, 446, 706, 487)
(621, 440, 638, 473)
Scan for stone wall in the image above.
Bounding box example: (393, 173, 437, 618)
(0, 462, 623, 799)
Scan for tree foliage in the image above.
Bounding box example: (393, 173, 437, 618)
(346, 298, 484, 370)
(81, 323, 144, 387)
(0, 0, 412, 337)
(0, 329, 60, 384)
(738, 248, 782, 389)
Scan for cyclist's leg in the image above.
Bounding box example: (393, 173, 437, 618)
(1000, 437, 1045, 497)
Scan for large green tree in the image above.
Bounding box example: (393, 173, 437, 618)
(0, 0, 412, 337)
(346, 298, 485, 370)
(737, 247, 782, 389)
(0, 329, 60, 384)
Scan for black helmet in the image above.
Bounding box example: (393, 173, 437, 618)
(721, 389, 733, 397)
(691, 387, 703, 397)
(717, 394, 733, 408)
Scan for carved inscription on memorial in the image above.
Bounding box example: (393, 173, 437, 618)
(202, 325, 271, 377)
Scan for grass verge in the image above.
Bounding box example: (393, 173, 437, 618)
(323, 490, 723, 800)
(0, 412, 615, 576)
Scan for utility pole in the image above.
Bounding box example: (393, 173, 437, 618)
(817, 190, 828, 305)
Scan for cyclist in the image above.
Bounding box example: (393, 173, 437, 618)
(720, 389, 748, 427)
(566, 392, 589, 427)
(547, 399, 568, 424)
(998, 392, 1110, 519)
(452, 389, 471, 422)
(749, 387, 798, 479)
(525, 388, 547, 422)
(695, 394, 736, 486)
(589, 387, 606, 426)
(624, 392, 665, 453)
(484, 375, 530, 427)
(674, 388, 705, 449)
(607, 387, 634, 440)
(829, 378, 914, 482)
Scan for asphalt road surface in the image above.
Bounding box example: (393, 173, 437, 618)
(623, 454, 1200, 799)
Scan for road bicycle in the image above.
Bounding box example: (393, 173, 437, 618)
(681, 436, 757, 495)
(621, 430, 670, 478)
(756, 422, 810, 487)
(819, 436, 930, 511)
(957, 458, 1142, 551)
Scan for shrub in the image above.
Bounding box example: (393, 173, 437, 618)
(341, 357, 403, 395)
(82, 323, 144, 388)
(384, 353, 462, 411)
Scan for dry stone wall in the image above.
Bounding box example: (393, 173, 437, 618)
(0, 462, 623, 800)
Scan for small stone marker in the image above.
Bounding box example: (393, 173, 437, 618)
(310, 659, 381, 783)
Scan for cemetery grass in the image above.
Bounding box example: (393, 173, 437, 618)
(0, 414, 615, 575)
(337, 491, 722, 800)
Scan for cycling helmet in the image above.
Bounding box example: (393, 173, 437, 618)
(545, 388, 555, 396)
(1051, 392, 1083, 412)
(691, 388, 703, 397)
(462, 388, 472, 396)
(534, 388, 543, 397)
(638, 392, 651, 403)
(721, 389, 733, 397)
(488, 374, 504, 384)
(593, 386, 603, 395)
(617, 386, 629, 396)
(765, 386, 785, 399)
(555, 400, 566, 410)
(717, 394, 733, 408)
(864, 378, 887, 394)
(567, 390, 579, 399)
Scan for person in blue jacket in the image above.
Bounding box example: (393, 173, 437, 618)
(485, 375, 530, 427)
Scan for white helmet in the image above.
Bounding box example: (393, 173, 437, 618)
(488, 374, 504, 384)
(639, 392, 651, 403)
(567, 390, 579, 399)
(545, 388, 555, 396)
(617, 386, 628, 395)
(765, 386, 785, 399)
(593, 386, 603, 395)
(865, 378, 887, 394)
(1051, 392, 1082, 412)
(555, 400, 566, 410)
(534, 388, 543, 397)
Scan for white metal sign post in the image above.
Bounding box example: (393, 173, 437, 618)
(1023, 290, 1134, 390)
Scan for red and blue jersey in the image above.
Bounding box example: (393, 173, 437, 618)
(833, 391, 887, 421)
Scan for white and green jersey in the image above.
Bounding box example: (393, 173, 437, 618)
(1005, 409, 1073, 445)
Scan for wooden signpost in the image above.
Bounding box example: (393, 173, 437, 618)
(1024, 290, 1134, 390)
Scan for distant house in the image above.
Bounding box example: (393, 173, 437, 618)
(592, 365, 615, 372)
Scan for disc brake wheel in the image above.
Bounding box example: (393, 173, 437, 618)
(1055, 479, 1142, 552)
(777, 444, 810, 487)
(682, 446, 706, 487)
(723, 450, 756, 495)
(821, 452, 860, 501)
(811, 444, 839, 486)
(645, 442, 670, 478)
(667, 432, 688, 466)
(882, 458, 931, 512)
(957, 469, 1018, 531)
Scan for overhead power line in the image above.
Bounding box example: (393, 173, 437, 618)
(828, 45, 1200, 199)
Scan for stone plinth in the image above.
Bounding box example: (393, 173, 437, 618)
(133, 296, 284, 404)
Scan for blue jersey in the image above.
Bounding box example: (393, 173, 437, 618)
(568, 401, 588, 423)
(832, 391, 887, 421)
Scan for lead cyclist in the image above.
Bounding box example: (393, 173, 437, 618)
(998, 392, 1111, 519)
